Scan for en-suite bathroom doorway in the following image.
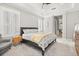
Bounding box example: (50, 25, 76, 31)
(54, 15, 63, 38)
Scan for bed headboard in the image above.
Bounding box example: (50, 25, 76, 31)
(20, 27, 38, 36)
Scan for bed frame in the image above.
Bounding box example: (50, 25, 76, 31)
(20, 27, 56, 56)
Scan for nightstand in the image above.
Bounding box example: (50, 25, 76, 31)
(12, 35, 22, 46)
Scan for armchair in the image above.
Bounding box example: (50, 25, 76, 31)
(0, 37, 12, 55)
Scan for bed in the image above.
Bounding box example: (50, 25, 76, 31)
(20, 27, 57, 56)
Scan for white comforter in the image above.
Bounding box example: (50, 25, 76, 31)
(22, 33, 57, 51)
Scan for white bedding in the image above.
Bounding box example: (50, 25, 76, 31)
(22, 33, 57, 51)
(22, 33, 34, 41)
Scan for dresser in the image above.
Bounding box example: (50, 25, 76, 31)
(75, 31, 79, 55)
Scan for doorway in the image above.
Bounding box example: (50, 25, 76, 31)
(54, 15, 63, 37)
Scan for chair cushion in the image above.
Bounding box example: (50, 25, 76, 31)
(0, 38, 10, 43)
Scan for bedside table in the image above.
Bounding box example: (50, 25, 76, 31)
(12, 35, 22, 46)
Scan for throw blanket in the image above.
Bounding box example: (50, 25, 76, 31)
(32, 33, 52, 43)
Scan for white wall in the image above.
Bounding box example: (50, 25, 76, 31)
(0, 6, 20, 37)
(0, 10, 3, 35)
(43, 16, 55, 33)
(62, 13, 67, 38)
(20, 11, 39, 27)
(0, 5, 42, 28)
(66, 11, 79, 39)
(0, 5, 43, 36)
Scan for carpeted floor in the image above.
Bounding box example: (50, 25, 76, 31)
(2, 38, 77, 56)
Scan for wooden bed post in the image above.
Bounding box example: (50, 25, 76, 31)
(42, 47, 45, 56)
(42, 50, 45, 56)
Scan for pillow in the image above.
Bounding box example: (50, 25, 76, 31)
(23, 29, 38, 34)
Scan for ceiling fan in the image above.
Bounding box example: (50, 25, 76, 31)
(42, 3, 51, 8)
(42, 3, 56, 10)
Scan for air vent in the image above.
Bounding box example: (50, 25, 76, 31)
(51, 8, 56, 10)
(42, 3, 51, 9)
(43, 3, 51, 5)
